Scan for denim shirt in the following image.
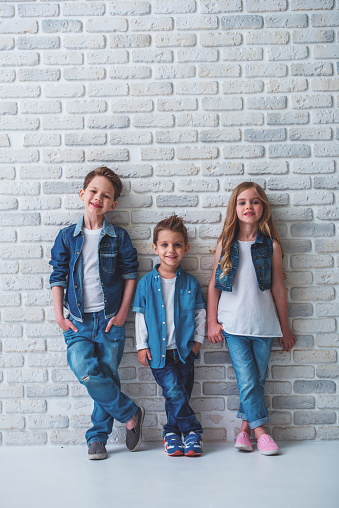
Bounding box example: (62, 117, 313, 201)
(49, 217, 138, 322)
(133, 265, 205, 369)
(215, 231, 273, 292)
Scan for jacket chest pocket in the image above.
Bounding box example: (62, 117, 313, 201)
(100, 250, 117, 273)
(180, 289, 195, 311)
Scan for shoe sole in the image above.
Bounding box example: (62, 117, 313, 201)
(185, 450, 202, 457)
(88, 452, 108, 460)
(258, 449, 280, 456)
(166, 449, 184, 456)
(127, 406, 145, 452)
(235, 443, 253, 452)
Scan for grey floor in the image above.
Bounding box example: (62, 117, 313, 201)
(0, 441, 337, 508)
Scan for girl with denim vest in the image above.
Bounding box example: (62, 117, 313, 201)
(207, 182, 296, 456)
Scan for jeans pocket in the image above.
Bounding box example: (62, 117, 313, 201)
(105, 324, 125, 342)
(188, 349, 198, 361)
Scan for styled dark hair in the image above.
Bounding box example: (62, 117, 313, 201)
(83, 167, 123, 200)
(153, 215, 188, 245)
(219, 182, 283, 277)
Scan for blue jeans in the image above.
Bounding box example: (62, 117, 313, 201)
(223, 332, 273, 429)
(151, 349, 203, 438)
(63, 310, 138, 445)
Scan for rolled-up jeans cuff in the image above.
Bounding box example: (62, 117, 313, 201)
(237, 412, 270, 429)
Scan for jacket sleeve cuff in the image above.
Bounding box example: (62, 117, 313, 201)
(122, 272, 138, 280)
(136, 343, 149, 351)
(50, 281, 67, 289)
(195, 302, 205, 310)
(133, 306, 145, 314)
(193, 334, 205, 344)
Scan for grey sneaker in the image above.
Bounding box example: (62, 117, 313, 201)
(88, 441, 108, 460)
(126, 406, 145, 452)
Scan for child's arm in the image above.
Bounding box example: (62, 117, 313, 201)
(52, 286, 78, 332)
(192, 307, 206, 355)
(207, 242, 224, 343)
(271, 241, 297, 352)
(105, 279, 137, 332)
(135, 312, 152, 367)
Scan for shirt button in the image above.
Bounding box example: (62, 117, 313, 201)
(74, 285, 77, 289)
(162, 305, 164, 307)
(78, 303, 80, 307)
(163, 322, 165, 324)
(77, 251, 80, 255)
(188, 290, 191, 293)
(162, 355, 165, 357)
(158, 289, 161, 291)
(163, 338, 166, 341)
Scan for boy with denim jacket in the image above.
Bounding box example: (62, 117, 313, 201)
(133, 215, 206, 456)
(50, 167, 144, 460)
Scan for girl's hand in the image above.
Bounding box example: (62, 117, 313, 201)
(138, 348, 152, 367)
(105, 315, 125, 332)
(279, 330, 297, 352)
(57, 317, 78, 333)
(208, 322, 224, 343)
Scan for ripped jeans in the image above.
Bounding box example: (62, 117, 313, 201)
(151, 349, 203, 438)
(63, 310, 138, 445)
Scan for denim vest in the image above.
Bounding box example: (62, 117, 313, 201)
(49, 217, 138, 322)
(215, 231, 273, 292)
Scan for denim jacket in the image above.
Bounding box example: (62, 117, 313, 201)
(49, 217, 138, 322)
(133, 265, 205, 369)
(215, 230, 273, 292)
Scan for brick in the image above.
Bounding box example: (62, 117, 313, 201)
(294, 380, 336, 394)
(290, 223, 334, 237)
(199, 33, 242, 48)
(5, 432, 47, 446)
(155, 65, 195, 79)
(292, 29, 334, 44)
(245, 63, 287, 77)
(273, 427, 316, 441)
(130, 17, 173, 31)
(268, 46, 308, 61)
(292, 160, 335, 174)
(290, 0, 334, 9)
(316, 333, 339, 346)
(273, 396, 315, 409)
(268, 144, 311, 158)
(294, 350, 337, 364)
(317, 366, 339, 378)
(291, 95, 332, 109)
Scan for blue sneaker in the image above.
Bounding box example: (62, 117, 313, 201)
(164, 433, 184, 456)
(184, 432, 203, 457)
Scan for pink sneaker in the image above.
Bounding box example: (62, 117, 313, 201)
(257, 434, 279, 456)
(235, 431, 253, 452)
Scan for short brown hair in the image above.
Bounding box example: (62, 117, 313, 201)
(153, 215, 188, 245)
(83, 167, 123, 200)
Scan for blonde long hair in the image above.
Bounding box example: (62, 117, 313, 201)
(218, 182, 284, 277)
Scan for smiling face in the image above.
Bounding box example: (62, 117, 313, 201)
(79, 175, 117, 224)
(236, 187, 263, 226)
(152, 230, 189, 276)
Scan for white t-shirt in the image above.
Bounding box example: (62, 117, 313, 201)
(217, 240, 282, 338)
(82, 228, 105, 313)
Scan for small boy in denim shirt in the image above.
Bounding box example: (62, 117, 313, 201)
(133, 215, 206, 456)
(50, 166, 144, 460)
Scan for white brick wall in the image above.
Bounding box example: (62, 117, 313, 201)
(0, 0, 338, 445)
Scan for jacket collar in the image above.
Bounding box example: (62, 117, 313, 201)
(73, 216, 117, 237)
(232, 230, 265, 246)
(152, 264, 183, 279)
